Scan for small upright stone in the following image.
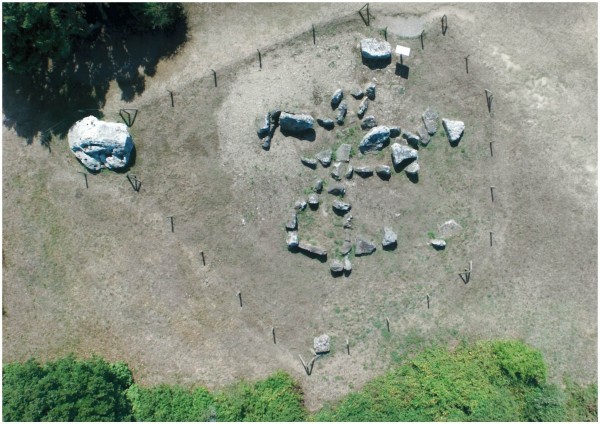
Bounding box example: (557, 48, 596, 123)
(317, 118, 335, 130)
(382, 227, 397, 248)
(301, 157, 318, 169)
(332, 200, 352, 214)
(336, 102, 348, 125)
(286, 231, 299, 248)
(376, 165, 391, 179)
(330, 259, 344, 274)
(391, 143, 418, 167)
(422, 108, 439, 135)
(442, 119, 465, 145)
(365, 82, 376, 100)
(261, 135, 271, 151)
(389, 126, 401, 138)
(331, 162, 343, 181)
(351, 88, 364, 99)
(314, 334, 331, 354)
(355, 236, 376, 256)
(331, 89, 344, 109)
(327, 183, 346, 196)
(405, 161, 420, 175)
(343, 255, 352, 272)
(313, 179, 324, 193)
(360, 39, 392, 62)
(343, 215, 353, 229)
(345, 165, 354, 179)
(340, 241, 353, 255)
(336, 143, 352, 162)
(279, 112, 314, 133)
(308, 193, 319, 209)
(286, 212, 298, 231)
(417, 126, 430, 146)
(354, 166, 373, 177)
(361, 116, 377, 130)
(294, 199, 307, 211)
(316, 149, 333, 167)
(430, 239, 447, 250)
(357, 98, 369, 118)
(402, 131, 421, 147)
(257, 113, 271, 139)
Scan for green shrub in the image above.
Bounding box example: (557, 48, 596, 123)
(127, 383, 214, 421)
(491, 340, 547, 385)
(564, 379, 598, 422)
(127, 3, 184, 31)
(523, 383, 567, 421)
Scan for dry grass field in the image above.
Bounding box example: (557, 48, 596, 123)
(3, 3, 597, 411)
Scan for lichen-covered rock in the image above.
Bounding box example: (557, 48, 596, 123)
(313, 179, 324, 193)
(330, 259, 344, 274)
(286, 231, 299, 248)
(442, 119, 465, 144)
(301, 157, 318, 169)
(331, 89, 344, 109)
(316, 149, 333, 167)
(389, 126, 401, 138)
(361, 38, 392, 61)
(365, 82, 376, 100)
(354, 166, 374, 177)
(359, 126, 390, 153)
(314, 334, 331, 353)
(422, 108, 439, 135)
(298, 242, 327, 258)
(355, 236, 377, 256)
(376, 165, 391, 179)
(357, 98, 369, 118)
(332, 200, 352, 214)
(382, 227, 397, 248)
(430, 239, 447, 250)
(317, 118, 335, 130)
(336, 143, 352, 162)
(391, 143, 418, 167)
(336, 102, 348, 125)
(279, 112, 314, 133)
(361, 116, 377, 130)
(68, 116, 134, 171)
(285, 212, 298, 231)
(404, 161, 420, 175)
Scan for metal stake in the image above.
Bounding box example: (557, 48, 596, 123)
(272, 327, 276, 344)
(386, 317, 390, 332)
(257, 49, 262, 69)
(346, 338, 350, 355)
(168, 216, 174, 233)
(201, 250, 206, 266)
(420, 30, 425, 50)
(465, 55, 470, 74)
(167, 90, 174, 107)
(312, 24, 316, 44)
(490, 186, 495, 202)
(211, 69, 217, 87)
(490, 141, 494, 157)
(426, 294, 430, 309)
(237, 291, 243, 307)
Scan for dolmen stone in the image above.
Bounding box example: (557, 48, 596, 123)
(327, 183, 345, 196)
(405, 161, 420, 175)
(308, 193, 319, 209)
(417, 126, 430, 146)
(351, 88, 364, 99)
(331, 89, 344, 109)
(314, 334, 331, 354)
(391, 143, 418, 167)
(343, 255, 352, 273)
(376, 165, 391, 179)
(365, 82, 376, 100)
(331, 162, 343, 181)
(285, 211, 298, 231)
(294, 199, 307, 211)
(430, 239, 447, 250)
(389, 126, 401, 138)
(402, 131, 421, 147)
(422, 108, 439, 135)
(330, 259, 344, 275)
(301, 157, 318, 169)
(286, 231, 299, 248)
(345, 165, 354, 179)
(359, 126, 390, 153)
(317, 118, 335, 130)
(442, 119, 465, 144)
(336, 102, 348, 125)
(313, 179, 324, 193)
(382, 227, 397, 248)
(360, 38, 392, 61)
(439, 219, 462, 238)
(68, 116, 134, 171)
(332, 200, 352, 214)
(279, 112, 314, 133)
(361, 116, 377, 130)
(316, 149, 333, 167)
(343, 215, 353, 229)
(354, 166, 373, 177)
(357, 98, 369, 118)
(298, 242, 327, 259)
(336, 143, 352, 162)
(355, 236, 376, 256)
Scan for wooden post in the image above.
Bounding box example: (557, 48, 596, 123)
(385, 317, 390, 332)
(210, 69, 217, 87)
(420, 30, 424, 50)
(489, 231, 493, 247)
(272, 327, 276, 344)
(489, 141, 494, 157)
(366, 3, 370, 26)
(201, 250, 206, 266)
(490, 186, 495, 202)
(168, 216, 174, 233)
(78, 172, 88, 189)
(312, 24, 316, 44)
(237, 291, 242, 307)
(441, 14, 448, 35)
(383, 26, 388, 41)
(485, 89, 493, 112)
(465, 55, 470, 74)
(346, 338, 350, 355)
(167, 90, 174, 107)
(257, 49, 262, 69)
(426, 294, 430, 309)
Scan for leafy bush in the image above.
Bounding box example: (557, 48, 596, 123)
(491, 340, 547, 385)
(127, 3, 185, 32)
(564, 379, 598, 422)
(127, 383, 215, 421)
(2, 355, 133, 422)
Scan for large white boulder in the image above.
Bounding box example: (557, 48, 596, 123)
(360, 38, 392, 61)
(68, 116, 134, 171)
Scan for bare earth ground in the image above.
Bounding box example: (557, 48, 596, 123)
(2, 3, 597, 411)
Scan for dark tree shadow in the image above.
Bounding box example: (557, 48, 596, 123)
(3, 11, 188, 145)
(395, 63, 410, 79)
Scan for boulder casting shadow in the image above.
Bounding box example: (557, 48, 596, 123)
(289, 246, 327, 263)
(406, 171, 419, 184)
